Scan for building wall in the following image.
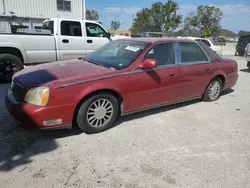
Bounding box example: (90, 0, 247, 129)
(109, 30, 131, 37)
(0, 0, 82, 19)
(0, 0, 83, 33)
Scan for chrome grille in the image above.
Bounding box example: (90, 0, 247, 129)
(11, 79, 24, 102)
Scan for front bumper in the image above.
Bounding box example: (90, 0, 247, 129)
(5, 89, 76, 130)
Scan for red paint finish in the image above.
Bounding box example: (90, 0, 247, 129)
(5, 38, 239, 129)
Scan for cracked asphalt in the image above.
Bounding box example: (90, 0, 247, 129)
(0, 43, 250, 188)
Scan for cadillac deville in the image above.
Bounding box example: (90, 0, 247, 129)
(6, 38, 238, 134)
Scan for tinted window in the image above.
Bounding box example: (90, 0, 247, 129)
(144, 43, 175, 66)
(85, 22, 107, 37)
(42, 21, 54, 34)
(178, 42, 208, 63)
(197, 41, 222, 61)
(195, 39, 211, 47)
(85, 40, 150, 70)
(201, 39, 211, 47)
(239, 35, 250, 42)
(61, 21, 82, 36)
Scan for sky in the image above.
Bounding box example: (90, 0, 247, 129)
(85, 0, 250, 33)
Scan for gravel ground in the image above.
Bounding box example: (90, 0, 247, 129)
(0, 43, 250, 188)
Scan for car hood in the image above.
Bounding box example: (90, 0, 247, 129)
(13, 59, 116, 88)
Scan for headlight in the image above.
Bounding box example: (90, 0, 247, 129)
(24, 87, 50, 106)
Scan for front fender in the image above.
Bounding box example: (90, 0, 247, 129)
(76, 82, 124, 103)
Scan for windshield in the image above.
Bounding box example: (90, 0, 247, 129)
(85, 40, 150, 70)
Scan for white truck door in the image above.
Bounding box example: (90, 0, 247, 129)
(57, 20, 86, 60)
(83, 22, 111, 54)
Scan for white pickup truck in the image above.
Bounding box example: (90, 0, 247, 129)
(0, 18, 122, 82)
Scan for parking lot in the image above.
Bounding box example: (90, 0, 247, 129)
(0, 43, 249, 188)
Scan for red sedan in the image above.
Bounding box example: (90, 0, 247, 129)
(5, 38, 238, 133)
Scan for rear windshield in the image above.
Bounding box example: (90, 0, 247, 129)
(239, 35, 250, 42)
(196, 41, 223, 61)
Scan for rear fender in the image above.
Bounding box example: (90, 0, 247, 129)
(0, 43, 28, 62)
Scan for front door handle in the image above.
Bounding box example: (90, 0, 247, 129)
(169, 73, 176, 77)
(206, 69, 211, 72)
(87, 40, 93, 43)
(62, 39, 69, 43)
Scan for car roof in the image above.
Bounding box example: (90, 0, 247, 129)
(178, 36, 209, 40)
(116, 37, 196, 44)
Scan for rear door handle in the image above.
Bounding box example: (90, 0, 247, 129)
(87, 40, 93, 43)
(169, 73, 176, 77)
(206, 69, 211, 72)
(62, 39, 69, 43)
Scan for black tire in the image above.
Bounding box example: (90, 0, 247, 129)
(203, 78, 222, 102)
(238, 52, 244, 56)
(76, 93, 119, 134)
(0, 53, 23, 83)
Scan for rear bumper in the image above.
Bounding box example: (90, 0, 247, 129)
(5, 89, 76, 130)
(224, 73, 238, 90)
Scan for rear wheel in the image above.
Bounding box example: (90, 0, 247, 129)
(203, 78, 222, 102)
(0, 54, 23, 83)
(76, 93, 119, 134)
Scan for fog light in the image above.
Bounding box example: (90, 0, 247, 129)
(43, 119, 62, 126)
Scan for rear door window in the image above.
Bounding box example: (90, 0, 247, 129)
(178, 42, 208, 64)
(61, 21, 82, 37)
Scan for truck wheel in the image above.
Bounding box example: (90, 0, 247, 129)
(76, 93, 119, 134)
(0, 54, 23, 83)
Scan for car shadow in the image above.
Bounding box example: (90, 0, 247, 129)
(0, 112, 81, 172)
(240, 68, 250, 73)
(107, 89, 235, 133)
(0, 87, 236, 170)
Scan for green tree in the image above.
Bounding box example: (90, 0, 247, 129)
(184, 5, 223, 37)
(238, 30, 250, 36)
(218, 29, 236, 37)
(130, 1, 182, 34)
(110, 21, 122, 30)
(86, 9, 99, 20)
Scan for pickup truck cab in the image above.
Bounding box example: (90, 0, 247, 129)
(0, 18, 114, 82)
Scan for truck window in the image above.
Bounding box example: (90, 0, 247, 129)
(42, 21, 54, 34)
(85, 22, 107, 37)
(61, 21, 82, 37)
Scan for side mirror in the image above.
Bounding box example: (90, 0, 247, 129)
(137, 59, 158, 69)
(106, 32, 111, 39)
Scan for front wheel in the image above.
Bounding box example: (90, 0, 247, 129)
(0, 54, 23, 83)
(76, 93, 119, 134)
(203, 78, 222, 102)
